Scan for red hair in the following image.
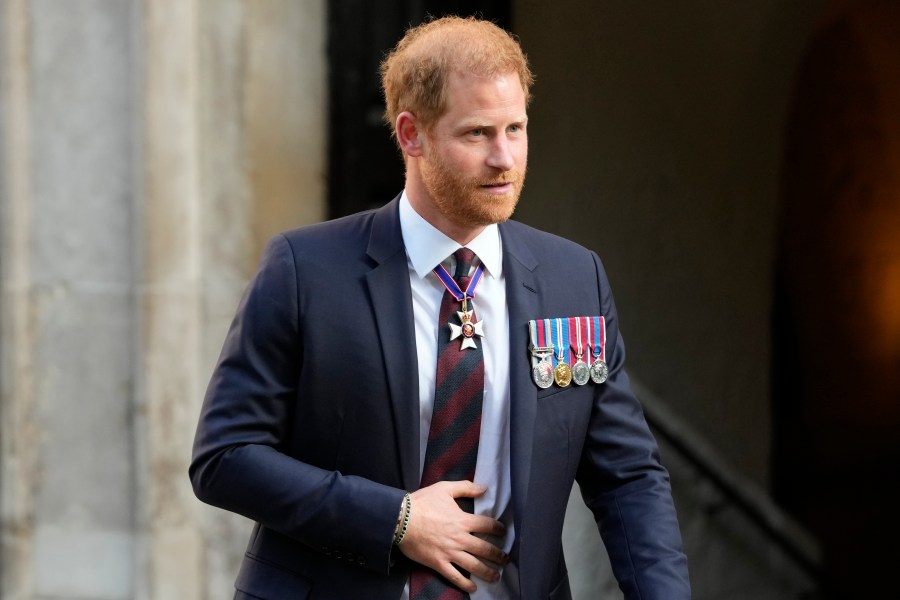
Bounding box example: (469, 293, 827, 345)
(380, 16, 533, 139)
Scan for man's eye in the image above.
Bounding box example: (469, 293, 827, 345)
(509, 124, 522, 133)
(471, 128, 484, 136)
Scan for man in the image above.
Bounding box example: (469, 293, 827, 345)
(191, 16, 690, 600)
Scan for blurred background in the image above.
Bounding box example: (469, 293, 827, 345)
(2, 0, 898, 598)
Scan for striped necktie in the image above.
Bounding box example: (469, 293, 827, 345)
(411, 247, 485, 599)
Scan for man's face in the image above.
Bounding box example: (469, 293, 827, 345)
(418, 70, 528, 233)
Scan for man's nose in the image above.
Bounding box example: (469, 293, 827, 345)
(486, 136, 515, 171)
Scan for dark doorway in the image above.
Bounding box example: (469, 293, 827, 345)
(327, 0, 512, 219)
(773, 2, 900, 597)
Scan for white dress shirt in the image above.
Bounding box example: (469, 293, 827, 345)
(399, 192, 518, 599)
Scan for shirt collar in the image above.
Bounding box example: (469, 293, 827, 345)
(399, 190, 503, 280)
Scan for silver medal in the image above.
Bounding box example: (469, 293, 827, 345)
(589, 359, 609, 384)
(532, 361, 553, 389)
(572, 360, 590, 386)
(530, 345, 554, 389)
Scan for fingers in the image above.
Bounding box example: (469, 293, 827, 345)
(435, 481, 507, 536)
(436, 562, 479, 594)
(466, 513, 506, 538)
(400, 481, 509, 593)
(433, 548, 503, 592)
(466, 534, 509, 567)
(454, 551, 501, 586)
(442, 479, 487, 498)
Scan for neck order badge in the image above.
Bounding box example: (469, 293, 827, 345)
(432, 255, 486, 350)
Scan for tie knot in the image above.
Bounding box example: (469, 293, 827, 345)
(453, 248, 476, 280)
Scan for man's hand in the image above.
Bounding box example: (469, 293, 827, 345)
(398, 481, 508, 593)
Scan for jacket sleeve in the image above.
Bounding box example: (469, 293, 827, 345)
(576, 251, 692, 599)
(188, 234, 406, 575)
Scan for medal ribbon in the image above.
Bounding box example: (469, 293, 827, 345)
(530, 316, 608, 372)
(542, 319, 554, 366)
(532, 319, 553, 351)
(433, 261, 485, 303)
(569, 316, 586, 359)
(529, 320, 542, 368)
(588, 315, 606, 362)
(551, 318, 570, 366)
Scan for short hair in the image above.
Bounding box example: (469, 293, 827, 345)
(380, 16, 533, 139)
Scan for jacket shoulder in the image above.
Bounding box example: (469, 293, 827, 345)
(268, 198, 404, 272)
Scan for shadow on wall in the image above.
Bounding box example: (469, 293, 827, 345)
(774, 1, 900, 597)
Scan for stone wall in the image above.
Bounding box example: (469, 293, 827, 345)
(0, 1, 326, 598)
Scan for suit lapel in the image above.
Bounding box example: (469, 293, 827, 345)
(500, 222, 540, 534)
(365, 198, 420, 491)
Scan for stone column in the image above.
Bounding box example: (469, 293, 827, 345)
(135, 0, 205, 597)
(1, 1, 137, 598)
(1, 1, 326, 598)
(137, 0, 328, 597)
(1, 1, 38, 596)
(190, 1, 327, 595)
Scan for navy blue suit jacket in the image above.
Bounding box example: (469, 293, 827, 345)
(190, 198, 690, 599)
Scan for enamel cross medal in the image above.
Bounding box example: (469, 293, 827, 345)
(449, 296, 485, 350)
(433, 259, 486, 350)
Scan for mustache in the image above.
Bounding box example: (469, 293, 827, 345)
(477, 174, 523, 186)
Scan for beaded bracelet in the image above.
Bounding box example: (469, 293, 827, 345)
(393, 492, 412, 545)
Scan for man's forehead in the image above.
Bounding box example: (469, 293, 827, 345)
(447, 68, 521, 88)
(445, 70, 525, 104)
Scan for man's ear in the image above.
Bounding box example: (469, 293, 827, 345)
(396, 111, 425, 158)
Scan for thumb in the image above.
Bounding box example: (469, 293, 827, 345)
(447, 480, 487, 498)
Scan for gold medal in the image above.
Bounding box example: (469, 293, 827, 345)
(551, 318, 573, 387)
(553, 362, 573, 387)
